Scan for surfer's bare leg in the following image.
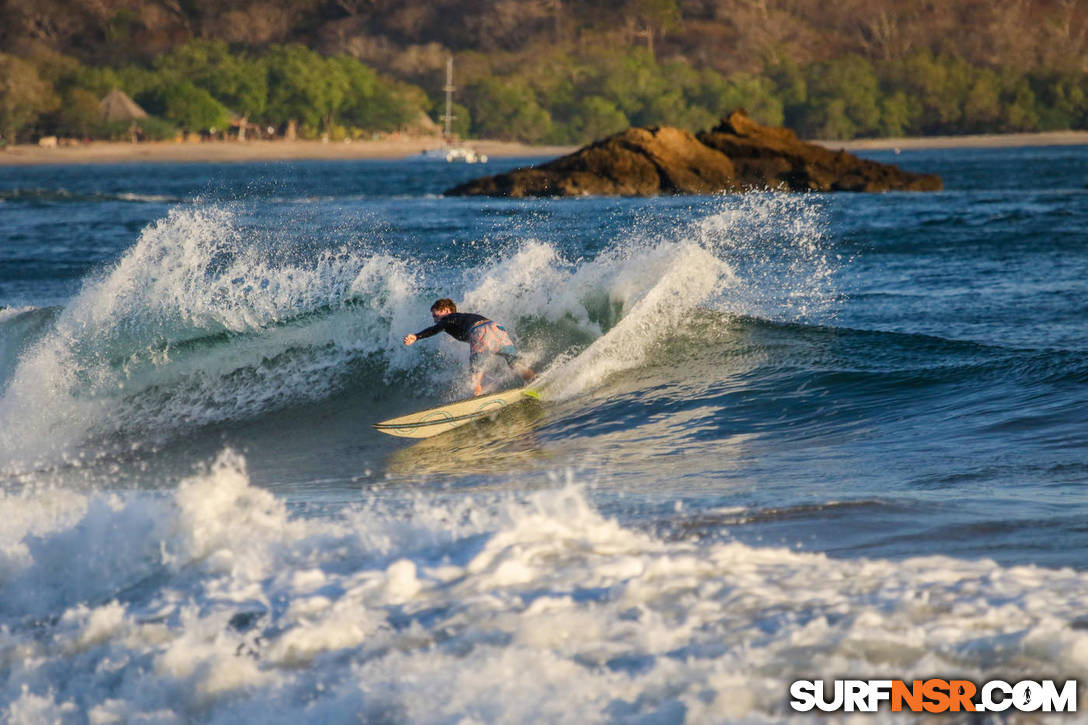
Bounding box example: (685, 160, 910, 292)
(471, 370, 484, 396)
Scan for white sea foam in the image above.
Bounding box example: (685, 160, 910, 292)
(0, 307, 36, 325)
(115, 193, 178, 203)
(0, 207, 418, 469)
(463, 194, 831, 400)
(2, 450, 1086, 723)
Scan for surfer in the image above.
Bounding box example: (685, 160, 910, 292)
(403, 298, 536, 396)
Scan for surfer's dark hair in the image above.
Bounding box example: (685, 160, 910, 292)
(431, 298, 456, 313)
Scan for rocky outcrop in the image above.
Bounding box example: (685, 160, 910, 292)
(696, 111, 942, 192)
(445, 110, 942, 197)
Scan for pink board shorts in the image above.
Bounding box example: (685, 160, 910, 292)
(468, 320, 519, 373)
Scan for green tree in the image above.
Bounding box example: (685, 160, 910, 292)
(1029, 71, 1088, 130)
(998, 74, 1039, 132)
(879, 91, 914, 137)
(68, 65, 124, 98)
(331, 54, 423, 131)
(881, 51, 974, 134)
(156, 41, 267, 119)
(768, 58, 807, 110)
(798, 98, 854, 140)
(23, 47, 82, 91)
(572, 95, 628, 141)
(56, 88, 102, 137)
(642, 87, 688, 126)
(0, 53, 59, 143)
(516, 48, 580, 108)
(690, 70, 784, 126)
(657, 60, 726, 128)
(800, 55, 881, 138)
(316, 56, 350, 133)
(139, 81, 229, 132)
(262, 44, 347, 133)
(592, 49, 666, 124)
(447, 101, 471, 138)
(467, 77, 553, 142)
(115, 65, 169, 100)
(132, 116, 178, 141)
(961, 70, 1003, 132)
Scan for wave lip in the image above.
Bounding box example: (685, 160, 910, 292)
(461, 194, 835, 402)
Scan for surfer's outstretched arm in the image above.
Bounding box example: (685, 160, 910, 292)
(404, 322, 443, 345)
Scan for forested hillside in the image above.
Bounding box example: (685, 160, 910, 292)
(2, 0, 1087, 144)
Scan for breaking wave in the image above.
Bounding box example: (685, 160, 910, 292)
(0, 195, 834, 471)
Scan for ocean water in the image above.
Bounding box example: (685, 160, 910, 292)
(1, 147, 1086, 722)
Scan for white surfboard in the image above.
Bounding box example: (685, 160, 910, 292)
(373, 388, 540, 439)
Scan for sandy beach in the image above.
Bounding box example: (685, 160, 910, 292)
(2, 130, 1087, 167)
(0, 137, 577, 166)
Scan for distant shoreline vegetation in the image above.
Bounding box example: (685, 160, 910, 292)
(0, 43, 427, 145)
(2, 40, 1087, 146)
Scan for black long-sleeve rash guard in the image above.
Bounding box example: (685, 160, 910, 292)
(414, 312, 488, 342)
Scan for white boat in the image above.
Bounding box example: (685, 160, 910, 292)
(421, 146, 488, 163)
(421, 57, 487, 164)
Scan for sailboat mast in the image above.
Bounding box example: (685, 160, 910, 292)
(443, 56, 455, 139)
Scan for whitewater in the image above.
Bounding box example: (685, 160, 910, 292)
(1, 148, 1087, 722)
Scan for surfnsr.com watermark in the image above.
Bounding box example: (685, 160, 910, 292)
(790, 679, 1077, 713)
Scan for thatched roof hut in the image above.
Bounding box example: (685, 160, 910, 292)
(99, 88, 148, 123)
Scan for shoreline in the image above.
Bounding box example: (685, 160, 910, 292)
(0, 137, 577, 166)
(811, 130, 1088, 151)
(2, 130, 1087, 167)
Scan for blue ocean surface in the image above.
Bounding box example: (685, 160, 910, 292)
(1, 146, 1086, 722)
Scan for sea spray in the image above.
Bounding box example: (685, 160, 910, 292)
(694, 192, 837, 321)
(538, 242, 732, 399)
(1, 194, 834, 470)
(459, 194, 833, 400)
(0, 207, 420, 470)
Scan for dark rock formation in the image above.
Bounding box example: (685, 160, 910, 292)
(696, 111, 942, 192)
(445, 110, 942, 197)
